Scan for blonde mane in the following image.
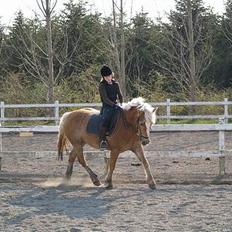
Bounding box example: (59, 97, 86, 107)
(122, 97, 157, 124)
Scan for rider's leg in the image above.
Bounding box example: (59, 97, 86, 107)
(99, 125, 108, 150)
(99, 107, 111, 150)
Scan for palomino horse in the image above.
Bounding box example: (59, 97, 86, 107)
(57, 97, 158, 189)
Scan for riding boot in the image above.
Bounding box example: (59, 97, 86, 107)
(99, 126, 108, 151)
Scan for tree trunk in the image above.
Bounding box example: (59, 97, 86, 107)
(120, 0, 127, 99)
(187, 0, 197, 102)
(112, 0, 121, 81)
(46, 0, 54, 103)
(111, 0, 127, 99)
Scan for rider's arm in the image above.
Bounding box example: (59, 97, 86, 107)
(116, 82, 123, 104)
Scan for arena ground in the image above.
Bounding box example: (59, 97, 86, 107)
(1, 132, 232, 231)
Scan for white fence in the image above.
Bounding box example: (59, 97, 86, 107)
(0, 122, 230, 175)
(0, 98, 231, 124)
(0, 99, 232, 174)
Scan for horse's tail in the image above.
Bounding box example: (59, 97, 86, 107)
(57, 112, 70, 161)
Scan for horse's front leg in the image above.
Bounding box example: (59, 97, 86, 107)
(65, 148, 77, 181)
(104, 150, 119, 189)
(132, 145, 156, 189)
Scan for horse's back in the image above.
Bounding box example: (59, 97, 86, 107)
(64, 108, 99, 118)
(60, 108, 99, 132)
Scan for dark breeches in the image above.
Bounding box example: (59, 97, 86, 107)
(101, 106, 115, 129)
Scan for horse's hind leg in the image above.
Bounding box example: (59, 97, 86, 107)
(76, 147, 101, 186)
(65, 147, 77, 181)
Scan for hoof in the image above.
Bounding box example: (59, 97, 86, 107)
(93, 180, 101, 186)
(104, 182, 113, 189)
(148, 183, 156, 190)
(90, 175, 101, 186)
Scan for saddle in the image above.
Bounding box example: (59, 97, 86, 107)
(86, 109, 120, 136)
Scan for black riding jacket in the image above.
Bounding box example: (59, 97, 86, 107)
(99, 79, 123, 107)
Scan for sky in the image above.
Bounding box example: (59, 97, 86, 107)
(0, 0, 227, 26)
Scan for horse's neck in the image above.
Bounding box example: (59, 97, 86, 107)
(122, 109, 138, 130)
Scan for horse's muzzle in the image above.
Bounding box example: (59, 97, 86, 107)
(141, 136, 150, 146)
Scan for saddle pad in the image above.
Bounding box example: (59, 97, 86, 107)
(86, 114, 103, 135)
(86, 110, 120, 136)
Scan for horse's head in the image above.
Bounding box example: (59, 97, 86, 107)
(123, 97, 158, 146)
(137, 105, 158, 145)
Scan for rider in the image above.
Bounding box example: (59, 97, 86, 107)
(99, 65, 123, 150)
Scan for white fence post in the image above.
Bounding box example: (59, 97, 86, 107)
(166, 99, 171, 123)
(0, 134, 1, 168)
(0, 101, 4, 125)
(54, 100, 59, 125)
(0, 101, 4, 152)
(0, 121, 2, 154)
(218, 117, 225, 175)
(0, 101, 3, 170)
(224, 98, 229, 124)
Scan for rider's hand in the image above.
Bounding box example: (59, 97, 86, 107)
(114, 104, 121, 110)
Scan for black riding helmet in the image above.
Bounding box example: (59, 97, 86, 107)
(101, 65, 112, 77)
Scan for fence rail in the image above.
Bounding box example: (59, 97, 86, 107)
(0, 123, 231, 175)
(0, 120, 230, 175)
(0, 98, 232, 124)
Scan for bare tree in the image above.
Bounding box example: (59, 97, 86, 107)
(110, 0, 127, 98)
(37, 0, 57, 103)
(187, 0, 197, 102)
(8, 1, 82, 103)
(119, 0, 126, 98)
(111, 0, 121, 81)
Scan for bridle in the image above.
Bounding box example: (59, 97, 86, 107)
(136, 116, 150, 141)
(118, 108, 151, 143)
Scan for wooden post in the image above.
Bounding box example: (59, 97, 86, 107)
(218, 118, 225, 175)
(54, 100, 59, 125)
(224, 98, 228, 124)
(167, 99, 171, 124)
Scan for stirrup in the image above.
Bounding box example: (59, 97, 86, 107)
(100, 140, 108, 151)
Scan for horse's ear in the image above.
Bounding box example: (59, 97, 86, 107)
(151, 107, 158, 124)
(153, 107, 158, 113)
(137, 105, 143, 110)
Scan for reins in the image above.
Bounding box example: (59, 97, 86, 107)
(110, 108, 149, 141)
(120, 108, 129, 129)
(108, 108, 129, 138)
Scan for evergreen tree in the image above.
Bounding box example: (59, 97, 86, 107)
(59, 0, 107, 76)
(211, 0, 232, 88)
(156, 0, 214, 100)
(6, 11, 29, 72)
(127, 12, 155, 82)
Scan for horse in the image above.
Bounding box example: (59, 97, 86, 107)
(57, 97, 158, 189)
